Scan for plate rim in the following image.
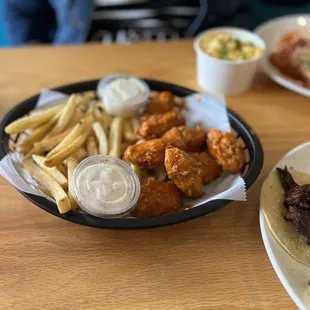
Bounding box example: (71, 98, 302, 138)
(254, 14, 310, 97)
(259, 141, 310, 310)
(0, 78, 264, 229)
(260, 210, 307, 310)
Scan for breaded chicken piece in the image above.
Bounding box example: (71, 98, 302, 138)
(132, 178, 183, 218)
(124, 139, 165, 168)
(207, 129, 245, 173)
(136, 107, 185, 139)
(164, 147, 204, 198)
(162, 126, 206, 152)
(189, 152, 222, 183)
(143, 91, 176, 116)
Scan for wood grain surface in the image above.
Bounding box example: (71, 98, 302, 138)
(1, 41, 308, 310)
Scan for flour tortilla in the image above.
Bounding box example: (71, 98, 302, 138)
(261, 168, 310, 266)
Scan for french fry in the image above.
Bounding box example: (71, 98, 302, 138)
(86, 136, 98, 156)
(123, 119, 137, 142)
(5, 104, 64, 134)
(77, 91, 96, 108)
(94, 107, 112, 131)
(18, 110, 62, 154)
(92, 122, 108, 155)
(32, 155, 68, 189)
(24, 128, 72, 159)
(44, 129, 90, 167)
(37, 184, 52, 197)
(130, 163, 140, 180)
(121, 142, 131, 155)
(109, 117, 123, 158)
(23, 159, 71, 213)
(66, 109, 85, 129)
(47, 117, 92, 158)
(131, 118, 140, 133)
(57, 163, 67, 177)
(67, 157, 78, 210)
(74, 148, 88, 162)
(46, 94, 78, 137)
(155, 165, 167, 182)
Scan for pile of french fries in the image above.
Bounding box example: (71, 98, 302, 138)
(5, 91, 140, 214)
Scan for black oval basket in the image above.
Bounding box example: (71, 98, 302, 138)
(0, 79, 264, 229)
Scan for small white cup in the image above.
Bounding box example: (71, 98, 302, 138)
(194, 27, 266, 95)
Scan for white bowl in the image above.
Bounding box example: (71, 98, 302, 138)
(255, 14, 310, 97)
(194, 27, 265, 95)
(260, 141, 310, 310)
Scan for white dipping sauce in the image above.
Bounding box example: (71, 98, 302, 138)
(71, 156, 140, 218)
(97, 76, 149, 117)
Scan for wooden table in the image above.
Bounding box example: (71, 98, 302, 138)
(1, 41, 308, 310)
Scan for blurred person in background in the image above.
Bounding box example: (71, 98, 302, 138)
(3, 0, 94, 45)
(3, 0, 251, 46)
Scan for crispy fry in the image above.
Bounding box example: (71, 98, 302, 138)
(109, 117, 124, 158)
(92, 122, 108, 155)
(44, 129, 90, 167)
(130, 163, 141, 180)
(5, 104, 64, 134)
(123, 119, 137, 142)
(74, 147, 88, 162)
(94, 107, 112, 131)
(67, 156, 78, 210)
(46, 94, 78, 137)
(86, 136, 98, 156)
(18, 110, 62, 154)
(23, 159, 71, 213)
(57, 163, 67, 177)
(32, 155, 68, 189)
(65, 109, 85, 129)
(47, 117, 92, 158)
(37, 184, 52, 197)
(24, 128, 72, 159)
(131, 118, 140, 132)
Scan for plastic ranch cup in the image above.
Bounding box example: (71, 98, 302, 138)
(194, 27, 265, 95)
(96, 74, 150, 117)
(71, 155, 141, 219)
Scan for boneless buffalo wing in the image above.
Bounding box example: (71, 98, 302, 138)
(132, 178, 183, 218)
(189, 152, 222, 183)
(124, 138, 165, 168)
(207, 129, 245, 173)
(143, 91, 176, 116)
(162, 126, 205, 152)
(164, 147, 204, 198)
(136, 107, 185, 139)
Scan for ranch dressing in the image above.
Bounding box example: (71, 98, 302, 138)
(71, 155, 140, 218)
(97, 75, 150, 117)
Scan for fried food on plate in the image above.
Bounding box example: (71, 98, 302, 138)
(109, 117, 124, 158)
(189, 152, 222, 183)
(92, 122, 108, 155)
(132, 178, 182, 218)
(66, 157, 78, 210)
(23, 159, 71, 214)
(164, 147, 204, 198)
(136, 107, 185, 139)
(162, 126, 205, 152)
(124, 138, 165, 168)
(5, 104, 64, 134)
(207, 129, 245, 173)
(32, 154, 68, 189)
(143, 91, 176, 116)
(44, 129, 91, 167)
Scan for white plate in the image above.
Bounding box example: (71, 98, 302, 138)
(260, 141, 310, 309)
(255, 14, 310, 97)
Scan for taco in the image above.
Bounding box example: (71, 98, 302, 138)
(261, 167, 310, 266)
